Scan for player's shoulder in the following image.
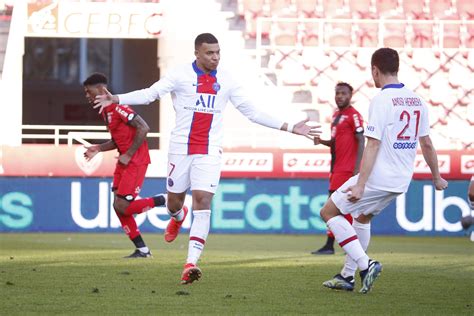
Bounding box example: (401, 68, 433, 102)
(115, 103, 133, 111)
(370, 91, 387, 104)
(347, 106, 362, 115)
(392, 86, 428, 107)
(405, 89, 427, 104)
(114, 104, 136, 118)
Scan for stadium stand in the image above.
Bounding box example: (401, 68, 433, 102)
(4, 0, 471, 150)
(375, 0, 400, 18)
(233, 0, 474, 150)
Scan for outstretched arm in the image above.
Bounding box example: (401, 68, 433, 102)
(94, 72, 177, 113)
(234, 99, 321, 138)
(419, 135, 448, 190)
(229, 82, 320, 137)
(280, 119, 321, 138)
(94, 86, 160, 114)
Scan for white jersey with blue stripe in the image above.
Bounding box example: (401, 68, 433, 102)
(117, 61, 283, 156)
(364, 83, 430, 193)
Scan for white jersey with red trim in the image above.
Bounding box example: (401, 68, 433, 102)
(118, 61, 284, 156)
(364, 83, 430, 193)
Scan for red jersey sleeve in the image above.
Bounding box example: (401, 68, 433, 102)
(351, 110, 364, 134)
(115, 105, 136, 124)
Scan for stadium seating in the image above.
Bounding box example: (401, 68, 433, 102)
(411, 22, 434, 48)
(429, 0, 455, 19)
(441, 23, 461, 48)
(348, 0, 374, 19)
(383, 21, 407, 48)
(235, 0, 473, 150)
(403, 1, 427, 19)
(325, 21, 352, 47)
(375, 0, 400, 17)
(322, 0, 347, 18)
(294, 0, 319, 18)
(301, 20, 320, 46)
(457, 0, 474, 19)
(354, 21, 379, 47)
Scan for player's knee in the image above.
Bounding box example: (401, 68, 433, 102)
(113, 199, 128, 215)
(166, 198, 184, 213)
(320, 205, 331, 222)
(320, 202, 340, 222)
(192, 194, 212, 210)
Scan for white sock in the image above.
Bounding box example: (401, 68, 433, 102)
(167, 207, 184, 222)
(186, 210, 211, 265)
(341, 220, 371, 278)
(138, 246, 149, 253)
(327, 216, 369, 271)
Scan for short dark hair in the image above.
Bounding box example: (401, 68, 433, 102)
(83, 73, 108, 86)
(371, 48, 399, 75)
(194, 33, 218, 49)
(335, 82, 353, 93)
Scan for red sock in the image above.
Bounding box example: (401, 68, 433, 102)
(125, 197, 155, 216)
(344, 213, 353, 225)
(327, 229, 335, 238)
(116, 212, 140, 240)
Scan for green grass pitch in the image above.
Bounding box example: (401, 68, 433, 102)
(1, 233, 473, 315)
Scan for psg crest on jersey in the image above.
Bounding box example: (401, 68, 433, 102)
(213, 82, 221, 92)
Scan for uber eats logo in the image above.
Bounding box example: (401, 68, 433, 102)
(212, 184, 328, 231)
(0, 192, 33, 229)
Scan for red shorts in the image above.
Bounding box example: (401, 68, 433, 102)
(329, 171, 353, 191)
(112, 163, 148, 201)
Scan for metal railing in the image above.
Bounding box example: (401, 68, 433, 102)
(21, 125, 161, 146)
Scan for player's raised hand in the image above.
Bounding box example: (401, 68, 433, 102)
(343, 183, 364, 203)
(94, 87, 116, 114)
(84, 145, 100, 161)
(433, 177, 448, 190)
(292, 118, 321, 137)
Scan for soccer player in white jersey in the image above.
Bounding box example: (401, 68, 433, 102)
(94, 33, 321, 284)
(319, 48, 448, 294)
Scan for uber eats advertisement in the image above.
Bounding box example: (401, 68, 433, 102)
(0, 178, 471, 236)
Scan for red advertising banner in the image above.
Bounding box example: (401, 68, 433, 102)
(0, 145, 472, 180)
